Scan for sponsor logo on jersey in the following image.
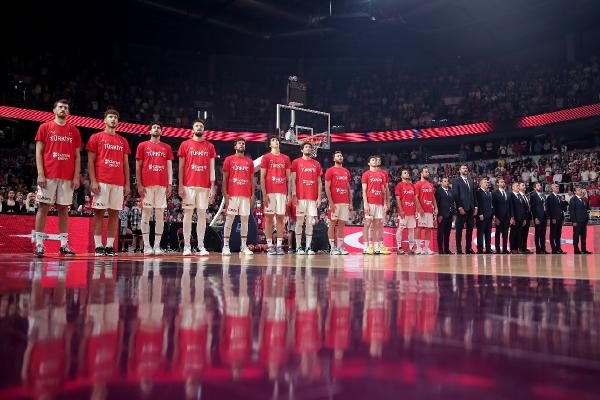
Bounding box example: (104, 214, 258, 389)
(52, 152, 71, 161)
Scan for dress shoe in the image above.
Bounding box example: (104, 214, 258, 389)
(456, 250, 464, 255)
(477, 250, 484, 254)
(559, 250, 567, 254)
(445, 250, 454, 255)
(583, 251, 592, 254)
(574, 250, 582, 254)
(503, 250, 510, 254)
(466, 249, 475, 254)
(552, 251, 559, 254)
(521, 249, 533, 254)
(486, 250, 493, 254)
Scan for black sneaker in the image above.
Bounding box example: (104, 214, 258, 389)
(104, 247, 117, 257)
(34, 244, 45, 258)
(95, 247, 106, 256)
(59, 245, 76, 256)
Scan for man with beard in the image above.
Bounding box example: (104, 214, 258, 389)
(177, 119, 216, 256)
(361, 155, 390, 255)
(492, 178, 510, 254)
(325, 151, 352, 255)
(87, 109, 131, 256)
(221, 138, 255, 256)
(546, 184, 566, 254)
(414, 167, 437, 255)
(34, 99, 82, 257)
(451, 165, 478, 254)
(395, 169, 418, 254)
(519, 182, 533, 253)
(509, 183, 525, 254)
(135, 122, 174, 255)
(291, 142, 323, 255)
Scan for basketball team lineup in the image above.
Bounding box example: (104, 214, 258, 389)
(33, 99, 585, 258)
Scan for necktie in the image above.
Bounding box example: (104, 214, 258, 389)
(464, 178, 469, 189)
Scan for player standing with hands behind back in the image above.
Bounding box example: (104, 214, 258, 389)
(178, 119, 216, 256)
(87, 109, 131, 256)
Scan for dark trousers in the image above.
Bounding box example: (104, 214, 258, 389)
(509, 220, 522, 252)
(549, 218, 563, 252)
(573, 222, 588, 252)
(455, 210, 474, 252)
(495, 218, 509, 253)
(534, 219, 547, 252)
(437, 215, 453, 253)
(521, 218, 531, 251)
(476, 217, 492, 252)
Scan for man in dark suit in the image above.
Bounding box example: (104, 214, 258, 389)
(451, 165, 478, 254)
(475, 178, 494, 254)
(569, 187, 591, 254)
(492, 178, 510, 254)
(519, 182, 533, 254)
(530, 182, 548, 254)
(435, 177, 455, 254)
(509, 183, 525, 254)
(546, 184, 565, 254)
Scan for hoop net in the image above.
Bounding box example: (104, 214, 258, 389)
(300, 134, 326, 157)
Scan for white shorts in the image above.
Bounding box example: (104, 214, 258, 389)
(92, 183, 124, 210)
(183, 187, 209, 210)
(36, 178, 73, 206)
(399, 215, 417, 228)
(417, 212, 434, 228)
(330, 203, 350, 221)
(265, 193, 287, 215)
(364, 204, 384, 220)
(141, 186, 167, 209)
(227, 196, 251, 216)
(296, 199, 318, 218)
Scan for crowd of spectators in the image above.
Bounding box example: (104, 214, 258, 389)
(3, 52, 600, 131)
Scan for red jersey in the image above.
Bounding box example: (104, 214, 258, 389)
(361, 169, 388, 206)
(295, 310, 320, 354)
(222, 155, 254, 198)
(414, 180, 435, 213)
(291, 157, 322, 201)
(395, 181, 417, 216)
(86, 332, 118, 382)
(177, 139, 216, 188)
(135, 141, 174, 187)
(86, 131, 131, 186)
(35, 120, 82, 180)
(325, 305, 350, 350)
(260, 320, 287, 367)
(325, 166, 352, 204)
(176, 326, 208, 377)
(220, 315, 251, 366)
(261, 152, 291, 195)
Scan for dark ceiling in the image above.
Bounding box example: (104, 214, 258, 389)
(9, 0, 600, 57)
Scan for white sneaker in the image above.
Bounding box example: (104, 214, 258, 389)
(296, 248, 306, 255)
(414, 248, 423, 255)
(307, 249, 316, 255)
(182, 246, 192, 256)
(196, 248, 210, 256)
(153, 247, 164, 256)
(338, 248, 349, 255)
(222, 246, 231, 256)
(425, 248, 435, 255)
(241, 247, 254, 256)
(330, 248, 341, 255)
(143, 247, 154, 256)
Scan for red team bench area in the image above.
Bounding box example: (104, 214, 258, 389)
(0, 214, 596, 255)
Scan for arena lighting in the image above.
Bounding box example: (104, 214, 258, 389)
(2, 103, 600, 142)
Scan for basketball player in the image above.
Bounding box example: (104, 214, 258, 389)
(177, 119, 216, 256)
(395, 169, 417, 254)
(324, 151, 352, 255)
(221, 138, 255, 256)
(375, 156, 392, 255)
(34, 99, 82, 257)
(135, 122, 173, 255)
(291, 142, 323, 255)
(414, 167, 437, 255)
(361, 155, 389, 254)
(87, 109, 131, 256)
(260, 135, 291, 255)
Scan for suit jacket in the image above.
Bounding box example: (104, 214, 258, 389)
(475, 188, 494, 219)
(530, 191, 547, 220)
(569, 196, 589, 224)
(545, 192, 564, 221)
(492, 189, 510, 220)
(451, 176, 478, 211)
(509, 191, 525, 221)
(435, 186, 455, 218)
